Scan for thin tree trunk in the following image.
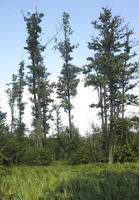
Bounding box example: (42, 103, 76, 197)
(122, 84, 125, 119)
(68, 95, 72, 139)
(108, 96, 114, 163)
(19, 94, 22, 124)
(99, 84, 107, 151)
(56, 108, 60, 136)
(32, 63, 43, 149)
(36, 76, 43, 149)
(108, 142, 114, 163)
(36, 97, 43, 148)
(42, 104, 47, 138)
(11, 109, 14, 134)
(103, 84, 108, 150)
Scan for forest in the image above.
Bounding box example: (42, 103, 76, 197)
(0, 7, 139, 200)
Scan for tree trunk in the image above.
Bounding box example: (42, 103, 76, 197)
(122, 84, 125, 119)
(36, 100, 43, 149)
(42, 104, 47, 138)
(11, 109, 14, 134)
(108, 142, 114, 163)
(36, 77, 43, 149)
(33, 71, 43, 148)
(68, 100, 72, 139)
(99, 84, 108, 151)
(108, 93, 114, 163)
(103, 84, 108, 150)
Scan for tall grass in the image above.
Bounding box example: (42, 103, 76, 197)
(0, 162, 139, 200)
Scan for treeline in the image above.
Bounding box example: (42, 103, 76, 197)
(0, 8, 139, 166)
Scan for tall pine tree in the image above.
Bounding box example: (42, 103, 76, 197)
(84, 8, 138, 163)
(17, 61, 26, 125)
(24, 11, 52, 148)
(56, 12, 81, 138)
(6, 74, 18, 134)
(6, 61, 26, 136)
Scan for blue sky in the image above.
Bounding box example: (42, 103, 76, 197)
(1, 0, 139, 86)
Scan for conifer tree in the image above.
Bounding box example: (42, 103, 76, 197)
(118, 30, 138, 119)
(24, 11, 45, 148)
(84, 8, 138, 163)
(6, 62, 26, 136)
(6, 74, 18, 134)
(56, 12, 81, 138)
(17, 61, 26, 125)
(13, 61, 26, 137)
(24, 11, 52, 148)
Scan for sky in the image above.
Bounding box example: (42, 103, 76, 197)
(0, 0, 139, 134)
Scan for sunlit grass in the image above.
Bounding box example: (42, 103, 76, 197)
(0, 161, 139, 200)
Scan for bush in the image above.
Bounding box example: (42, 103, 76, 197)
(39, 147, 54, 166)
(114, 141, 139, 162)
(3, 137, 29, 166)
(22, 146, 41, 165)
(68, 140, 91, 165)
(69, 150, 91, 165)
(22, 146, 54, 166)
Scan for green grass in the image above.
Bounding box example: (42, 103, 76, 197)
(0, 162, 139, 200)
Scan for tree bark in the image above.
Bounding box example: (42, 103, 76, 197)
(36, 76, 43, 149)
(36, 97, 43, 148)
(108, 92, 114, 163)
(68, 95, 72, 139)
(108, 142, 114, 163)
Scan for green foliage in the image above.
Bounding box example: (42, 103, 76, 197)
(68, 142, 91, 165)
(22, 146, 54, 166)
(86, 126, 108, 163)
(14, 123, 26, 137)
(39, 147, 54, 166)
(22, 146, 40, 165)
(6, 61, 26, 136)
(16, 61, 26, 126)
(83, 7, 138, 163)
(6, 74, 18, 133)
(53, 132, 70, 160)
(3, 137, 27, 166)
(55, 168, 139, 200)
(0, 162, 139, 200)
(114, 117, 139, 162)
(24, 11, 53, 147)
(0, 148, 11, 177)
(55, 12, 81, 136)
(0, 8, 138, 180)
(0, 111, 9, 134)
(114, 140, 139, 162)
(0, 149, 8, 166)
(0, 131, 54, 166)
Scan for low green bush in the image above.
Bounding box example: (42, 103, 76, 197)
(39, 147, 54, 166)
(114, 141, 139, 163)
(68, 144, 91, 165)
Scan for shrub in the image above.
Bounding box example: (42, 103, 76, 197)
(114, 141, 139, 162)
(39, 147, 54, 166)
(68, 141, 91, 165)
(22, 146, 54, 166)
(22, 146, 41, 165)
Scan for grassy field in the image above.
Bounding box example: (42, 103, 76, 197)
(0, 162, 139, 200)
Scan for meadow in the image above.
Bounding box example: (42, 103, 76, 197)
(0, 162, 139, 200)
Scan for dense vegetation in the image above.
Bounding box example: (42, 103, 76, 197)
(0, 162, 139, 200)
(0, 7, 139, 199)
